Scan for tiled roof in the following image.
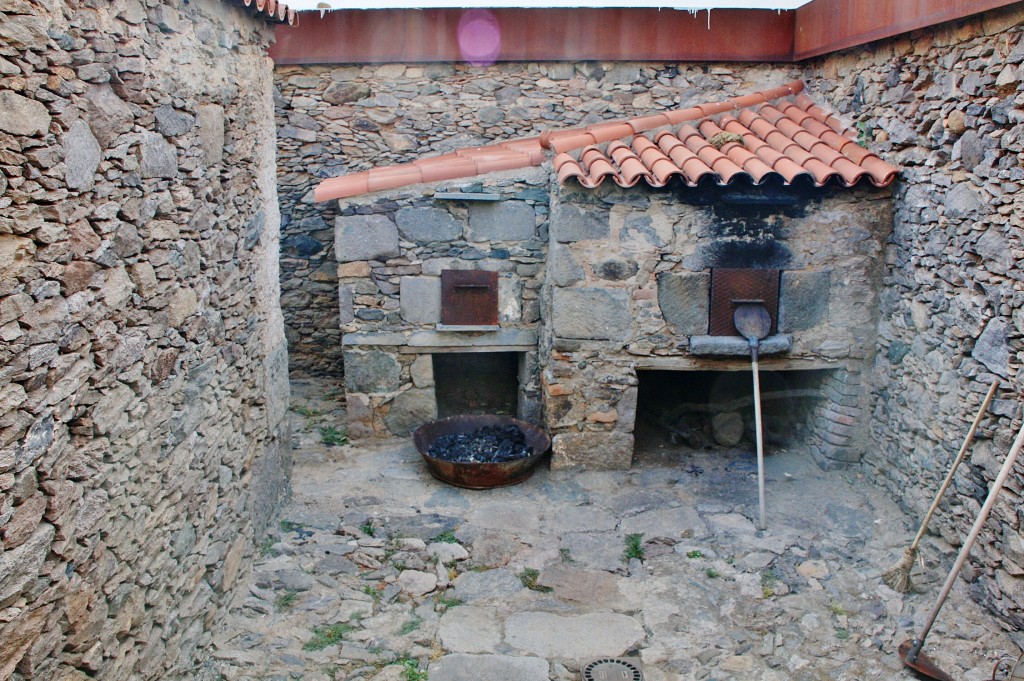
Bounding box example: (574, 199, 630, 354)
(313, 80, 897, 203)
(231, 0, 298, 25)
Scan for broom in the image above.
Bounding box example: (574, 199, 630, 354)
(882, 379, 999, 593)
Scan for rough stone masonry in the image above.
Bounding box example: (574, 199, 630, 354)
(806, 4, 1024, 630)
(0, 0, 290, 678)
(273, 4, 1024, 632)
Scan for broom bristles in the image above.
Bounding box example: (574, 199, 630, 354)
(882, 546, 918, 593)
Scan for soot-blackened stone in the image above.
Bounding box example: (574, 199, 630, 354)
(429, 425, 533, 463)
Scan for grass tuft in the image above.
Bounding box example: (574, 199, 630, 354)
(290, 404, 322, 418)
(362, 584, 383, 602)
(431, 530, 459, 544)
(320, 425, 348, 446)
(258, 537, 278, 558)
(395, 656, 428, 681)
(623, 533, 645, 562)
(302, 622, 356, 651)
(517, 567, 553, 592)
(275, 591, 298, 610)
(434, 593, 462, 609)
(398, 615, 422, 636)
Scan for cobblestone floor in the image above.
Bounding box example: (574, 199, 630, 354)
(206, 377, 1021, 681)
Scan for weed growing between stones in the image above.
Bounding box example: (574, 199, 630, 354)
(395, 656, 428, 681)
(275, 591, 298, 610)
(290, 404, 323, 419)
(362, 584, 383, 602)
(431, 530, 459, 544)
(280, 520, 301, 533)
(360, 519, 376, 537)
(398, 615, 422, 635)
(828, 601, 847, 616)
(433, 593, 463, 609)
(624, 533, 646, 562)
(760, 568, 780, 597)
(322, 665, 341, 681)
(705, 567, 721, 579)
(517, 567, 553, 592)
(320, 425, 349, 446)
(303, 622, 357, 651)
(559, 547, 576, 564)
(686, 549, 703, 558)
(258, 537, 278, 558)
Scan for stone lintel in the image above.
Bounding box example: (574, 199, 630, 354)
(689, 334, 793, 356)
(631, 355, 847, 372)
(398, 344, 534, 354)
(408, 328, 537, 347)
(343, 332, 406, 346)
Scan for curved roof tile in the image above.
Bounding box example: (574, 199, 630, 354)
(235, 0, 298, 25)
(313, 79, 898, 202)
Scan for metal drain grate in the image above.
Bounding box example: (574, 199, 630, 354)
(581, 658, 644, 681)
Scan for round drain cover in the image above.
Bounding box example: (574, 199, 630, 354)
(581, 658, 643, 681)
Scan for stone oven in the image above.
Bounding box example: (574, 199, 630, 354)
(543, 180, 892, 470)
(334, 169, 549, 440)
(323, 81, 898, 469)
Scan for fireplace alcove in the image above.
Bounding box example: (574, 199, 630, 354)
(634, 367, 830, 453)
(433, 352, 520, 418)
(629, 364, 863, 469)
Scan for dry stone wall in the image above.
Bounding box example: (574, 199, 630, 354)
(805, 5, 1024, 627)
(0, 0, 289, 678)
(274, 61, 800, 375)
(272, 5, 1024, 627)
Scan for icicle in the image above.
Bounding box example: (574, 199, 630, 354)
(706, 8, 711, 30)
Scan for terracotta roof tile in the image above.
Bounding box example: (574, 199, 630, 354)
(234, 0, 298, 25)
(313, 80, 898, 202)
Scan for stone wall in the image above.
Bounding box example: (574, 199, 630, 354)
(275, 61, 800, 375)
(542, 182, 892, 469)
(804, 4, 1024, 626)
(0, 1, 290, 678)
(335, 170, 547, 438)
(272, 5, 1024, 626)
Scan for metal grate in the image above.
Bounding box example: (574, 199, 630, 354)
(441, 269, 498, 326)
(581, 658, 643, 681)
(709, 267, 779, 336)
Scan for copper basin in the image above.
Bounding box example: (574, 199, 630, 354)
(412, 415, 551, 489)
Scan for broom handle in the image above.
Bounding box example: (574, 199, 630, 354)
(908, 418, 1024, 664)
(908, 380, 999, 552)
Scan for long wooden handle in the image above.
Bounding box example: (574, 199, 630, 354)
(909, 380, 1000, 551)
(752, 352, 766, 530)
(907, 419, 1024, 664)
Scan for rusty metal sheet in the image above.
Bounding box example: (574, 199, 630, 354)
(441, 270, 498, 326)
(794, 0, 1021, 61)
(270, 8, 794, 64)
(709, 268, 780, 337)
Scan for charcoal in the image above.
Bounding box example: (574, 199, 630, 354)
(428, 424, 533, 463)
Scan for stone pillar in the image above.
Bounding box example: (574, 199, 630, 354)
(544, 352, 638, 470)
(808, 368, 866, 469)
(343, 346, 438, 439)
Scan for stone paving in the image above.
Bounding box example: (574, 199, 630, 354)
(207, 378, 1021, 681)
